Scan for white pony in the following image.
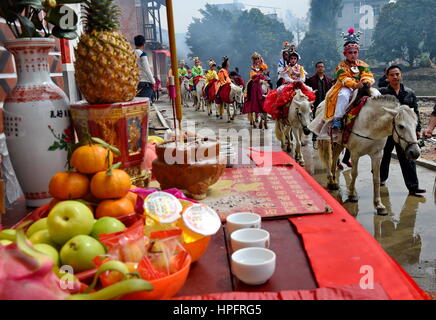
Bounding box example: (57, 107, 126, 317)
(275, 89, 313, 166)
(180, 78, 191, 108)
(311, 95, 421, 214)
(225, 83, 244, 123)
(194, 78, 207, 111)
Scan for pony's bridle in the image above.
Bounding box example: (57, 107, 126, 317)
(391, 117, 418, 151)
(347, 116, 418, 148)
(295, 105, 309, 132)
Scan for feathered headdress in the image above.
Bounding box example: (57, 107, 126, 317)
(282, 41, 292, 53)
(342, 28, 362, 51)
(208, 58, 216, 68)
(288, 44, 301, 60)
(251, 51, 262, 60)
(193, 56, 200, 63)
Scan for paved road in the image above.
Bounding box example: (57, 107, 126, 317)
(154, 96, 436, 293)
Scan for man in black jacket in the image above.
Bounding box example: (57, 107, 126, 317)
(379, 65, 425, 196)
(305, 61, 334, 118)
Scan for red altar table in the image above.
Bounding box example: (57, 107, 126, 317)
(173, 150, 429, 300)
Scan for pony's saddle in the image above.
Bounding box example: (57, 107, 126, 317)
(342, 87, 373, 144)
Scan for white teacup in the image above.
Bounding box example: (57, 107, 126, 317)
(230, 228, 270, 252)
(231, 247, 276, 285)
(226, 212, 261, 235)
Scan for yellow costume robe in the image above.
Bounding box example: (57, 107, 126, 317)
(324, 59, 374, 119)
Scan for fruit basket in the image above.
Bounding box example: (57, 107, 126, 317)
(10, 188, 219, 299)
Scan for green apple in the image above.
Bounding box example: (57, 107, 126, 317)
(0, 239, 13, 246)
(0, 229, 16, 241)
(47, 201, 95, 245)
(90, 217, 126, 240)
(33, 243, 60, 266)
(26, 218, 48, 238)
(29, 229, 58, 248)
(60, 235, 106, 273)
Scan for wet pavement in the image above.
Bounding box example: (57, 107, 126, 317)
(155, 96, 436, 293)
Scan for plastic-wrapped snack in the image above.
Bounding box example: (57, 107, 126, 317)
(99, 220, 148, 263)
(138, 229, 189, 280)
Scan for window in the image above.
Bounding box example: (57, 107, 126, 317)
(338, 9, 343, 17)
(373, 4, 381, 16)
(354, 1, 360, 14)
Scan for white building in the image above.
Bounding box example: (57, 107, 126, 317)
(337, 0, 390, 51)
(214, 0, 245, 11)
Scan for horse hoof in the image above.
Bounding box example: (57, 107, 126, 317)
(376, 207, 388, 216)
(220, 116, 223, 120)
(347, 196, 358, 203)
(327, 183, 339, 191)
(227, 120, 231, 123)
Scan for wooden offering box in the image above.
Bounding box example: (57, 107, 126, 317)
(70, 98, 149, 187)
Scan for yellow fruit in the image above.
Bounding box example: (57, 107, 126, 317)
(75, 30, 139, 103)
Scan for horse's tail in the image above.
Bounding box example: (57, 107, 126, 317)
(275, 119, 283, 141)
(317, 139, 333, 171)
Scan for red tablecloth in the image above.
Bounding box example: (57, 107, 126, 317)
(249, 149, 429, 300)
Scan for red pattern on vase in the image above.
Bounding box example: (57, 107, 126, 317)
(6, 85, 65, 103)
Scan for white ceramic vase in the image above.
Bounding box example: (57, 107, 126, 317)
(3, 38, 71, 207)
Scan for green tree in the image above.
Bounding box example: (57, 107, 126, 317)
(370, 0, 436, 65)
(185, 5, 293, 83)
(298, 0, 342, 75)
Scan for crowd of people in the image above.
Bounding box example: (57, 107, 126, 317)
(133, 29, 435, 198)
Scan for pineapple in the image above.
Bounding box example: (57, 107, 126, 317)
(74, 0, 139, 104)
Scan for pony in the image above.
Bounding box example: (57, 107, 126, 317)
(224, 83, 244, 123)
(312, 95, 421, 214)
(194, 78, 207, 112)
(275, 89, 313, 166)
(180, 77, 191, 108)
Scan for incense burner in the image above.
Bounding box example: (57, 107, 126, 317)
(152, 137, 226, 200)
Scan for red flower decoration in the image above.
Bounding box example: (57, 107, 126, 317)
(63, 125, 75, 144)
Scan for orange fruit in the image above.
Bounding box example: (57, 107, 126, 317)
(125, 185, 138, 207)
(48, 171, 89, 200)
(95, 196, 135, 218)
(71, 144, 113, 174)
(90, 169, 131, 200)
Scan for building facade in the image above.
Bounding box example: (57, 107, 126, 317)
(337, 0, 390, 51)
(214, 0, 245, 11)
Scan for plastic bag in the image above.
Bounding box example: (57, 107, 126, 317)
(99, 220, 149, 263)
(138, 230, 188, 281)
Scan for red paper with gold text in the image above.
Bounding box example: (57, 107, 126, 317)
(204, 166, 328, 221)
